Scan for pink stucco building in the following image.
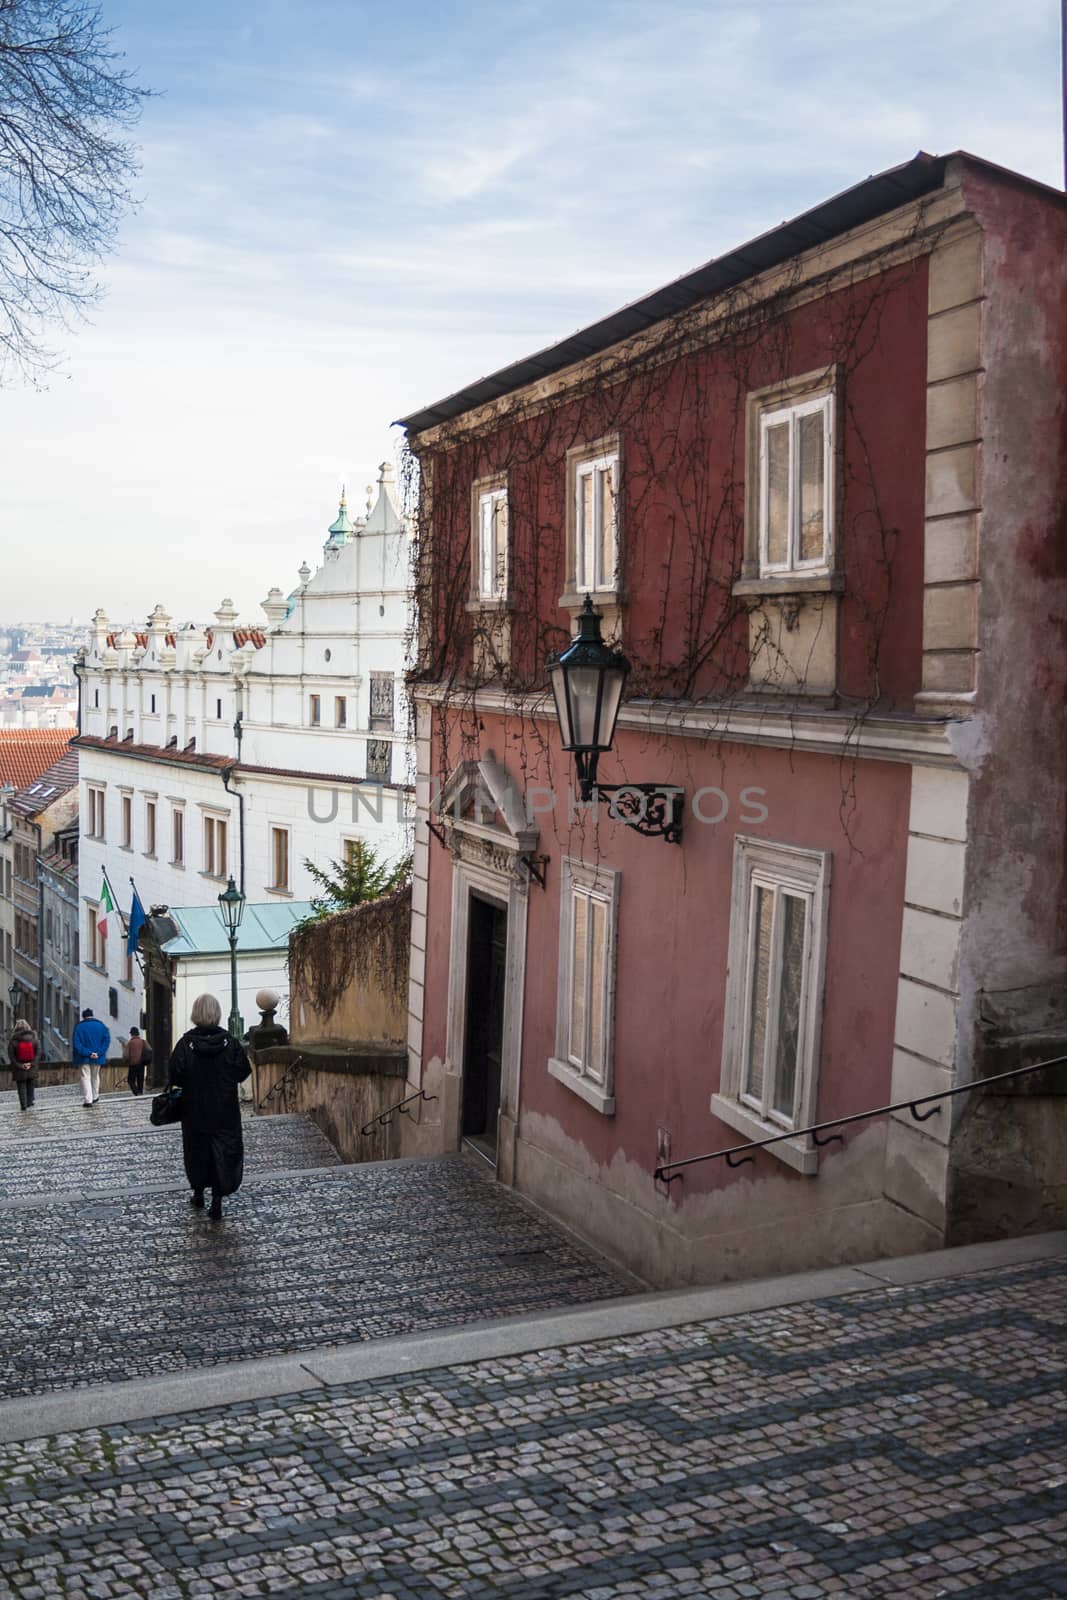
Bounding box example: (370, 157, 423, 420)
(397, 152, 1067, 1287)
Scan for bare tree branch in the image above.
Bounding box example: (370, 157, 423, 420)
(0, 0, 147, 382)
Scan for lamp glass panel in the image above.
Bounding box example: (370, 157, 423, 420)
(566, 665, 608, 749)
(548, 662, 574, 748)
(596, 665, 626, 751)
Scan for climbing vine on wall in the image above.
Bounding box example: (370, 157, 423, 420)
(399, 202, 950, 851)
(289, 883, 412, 1025)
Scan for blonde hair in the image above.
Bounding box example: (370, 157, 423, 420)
(190, 993, 222, 1028)
(13, 1018, 30, 1032)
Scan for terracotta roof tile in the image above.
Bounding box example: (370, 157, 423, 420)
(8, 750, 79, 816)
(0, 729, 72, 792)
(72, 733, 231, 770)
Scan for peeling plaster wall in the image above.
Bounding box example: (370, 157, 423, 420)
(514, 1113, 935, 1288)
(955, 172, 1067, 1001)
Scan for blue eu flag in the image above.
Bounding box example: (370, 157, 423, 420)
(127, 890, 147, 957)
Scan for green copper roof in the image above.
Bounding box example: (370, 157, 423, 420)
(161, 901, 313, 958)
(327, 488, 355, 541)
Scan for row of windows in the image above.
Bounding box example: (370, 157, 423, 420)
(85, 790, 299, 894)
(471, 383, 835, 607)
(550, 835, 828, 1150)
(92, 679, 398, 735)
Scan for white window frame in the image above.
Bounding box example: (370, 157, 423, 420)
(573, 451, 619, 594)
(269, 825, 290, 893)
(548, 858, 619, 1115)
(475, 485, 509, 602)
(120, 792, 133, 850)
(758, 392, 833, 577)
(87, 785, 106, 841)
(145, 798, 157, 858)
(171, 805, 185, 867)
(712, 836, 831, 1174)
(202, 813, 228, 879)
(309, 694, 321, 727)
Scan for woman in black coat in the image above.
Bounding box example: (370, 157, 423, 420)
(167, 993, 251, 1220)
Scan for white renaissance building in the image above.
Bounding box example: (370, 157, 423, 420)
(74, 465, 413, 1058)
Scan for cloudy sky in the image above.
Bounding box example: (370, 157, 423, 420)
(0, 0, 1061, 624)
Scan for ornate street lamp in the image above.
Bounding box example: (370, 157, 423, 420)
(546, 597, 683, 843)
(217, 875, 246, 1038)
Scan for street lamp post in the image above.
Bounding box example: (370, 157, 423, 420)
(546, 596, 684, 844)
(217, 876, 246, 1039)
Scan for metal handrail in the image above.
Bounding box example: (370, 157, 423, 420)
(654, 1054, 1067, 1182)
(256, 1053, 305, 1111)
(360, 1087, 438, 1136)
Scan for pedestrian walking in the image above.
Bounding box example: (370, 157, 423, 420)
(71, 1007, 111, 1107)
(7, 1019, 39, 1110)
(167, 993, 250, 1221)
(122, 1026, 152, 1096)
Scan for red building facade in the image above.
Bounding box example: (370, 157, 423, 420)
(400, 154, 1067, 1286)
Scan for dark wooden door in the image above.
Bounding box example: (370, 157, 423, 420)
(461, 895, 507, 1163)
(148, 978, 172, 1088)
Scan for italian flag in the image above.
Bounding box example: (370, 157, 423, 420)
(98, 875, 116, 936)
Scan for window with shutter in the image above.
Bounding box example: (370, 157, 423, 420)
(549, 859, 619, 1114)
(755, 392, 833, 577)
(714, 837, 831, 1173)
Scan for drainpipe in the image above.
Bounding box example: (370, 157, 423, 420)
(33, 822, 45, 1059)
(222, 709, 246, 894)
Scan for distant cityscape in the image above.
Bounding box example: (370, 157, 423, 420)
(0, 622, 83, 729)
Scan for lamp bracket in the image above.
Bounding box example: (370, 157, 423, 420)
(588, 784, 684, 845)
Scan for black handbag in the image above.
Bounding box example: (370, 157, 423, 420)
(150, 1085, 183, 1126)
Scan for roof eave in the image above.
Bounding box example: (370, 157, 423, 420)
(398, 151, 955, 437)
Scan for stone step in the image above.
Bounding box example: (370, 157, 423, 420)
(0, 1153, 631, 1403)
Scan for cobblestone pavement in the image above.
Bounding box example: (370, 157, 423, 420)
(0, 1084, 180, 1141)
(0, 1113, 340, 1201)
(0, 1154, 629, 1400)
(0, 1256, 1063, 1599)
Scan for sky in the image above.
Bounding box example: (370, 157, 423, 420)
(0, 0, 1061, 625)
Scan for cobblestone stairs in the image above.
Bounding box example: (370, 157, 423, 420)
(0, 1084, 631, 1403)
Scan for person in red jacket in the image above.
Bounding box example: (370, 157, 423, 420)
(7, 1019, 39, 1110)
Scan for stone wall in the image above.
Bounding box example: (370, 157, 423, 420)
(0, 1061, 128, 1096)
(287, 886, 410, 1048)
(947, 983, 1067, 1244)
(250, 1045, 408, 1163)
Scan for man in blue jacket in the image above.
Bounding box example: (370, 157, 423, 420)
(72, 1008, 111, 1107)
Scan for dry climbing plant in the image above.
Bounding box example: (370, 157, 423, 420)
(288, 884, 412, 1026)
(400, 205, 950, 853)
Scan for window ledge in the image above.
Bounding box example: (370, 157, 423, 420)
(264, 885, 293, 898)
(466, 597, 513, 615)
(732, 572, 844, 600)
(548, 1057, 615, 1115)
(558, 588, 624, 612)
(84, 962, 106, 975)
(710, 1093, 819, 1175)
(199, 871, 228, 883)
(118, 844, 134, 853)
